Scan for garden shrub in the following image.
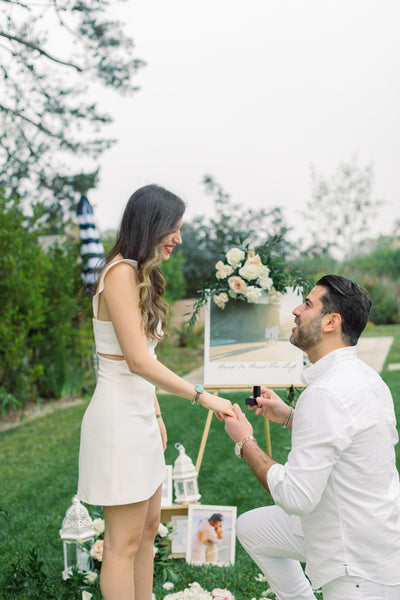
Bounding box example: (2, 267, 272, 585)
(365, 281, 400, 325)
(0, 193, 94, 407)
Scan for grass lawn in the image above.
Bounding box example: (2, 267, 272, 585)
(0, 325, 399, 599)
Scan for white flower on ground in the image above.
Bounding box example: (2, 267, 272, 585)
(157, 522, 169, 537)
(212, 588, 235, 599)
(164, 582, 213, 599)
(82, 591, 93, 600)
(89, 539, 103, 562)
(255, 573, 267, 582)
(228, 276, 247, 294)
(226, 248, 245, 267)
(83, 571, 98, 584)
(244, 286, 263, 303)
(163, 582, 175, 590)
(92, 518, 105, 536)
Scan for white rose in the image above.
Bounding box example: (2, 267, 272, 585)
(244, 286, 263, 303)
(157, 522, 169, 537)
(216, 264, 233, 279)
(239, 261, 263, 281)
(258, 265, 270, 278)
(92, 518, 105, 536)
(89, 540, 103, 562)
(163, 582, 175, 590)
(258, 276, 273, 290)
(213, 293, 228, 309)
(83, 571, 98, 584)
(226, 248, 245, 267)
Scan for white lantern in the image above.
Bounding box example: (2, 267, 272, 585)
(59, 495, 95, 580)
(172, 443, 201, 504)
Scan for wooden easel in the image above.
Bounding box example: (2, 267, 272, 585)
(195, 384, 296, 473)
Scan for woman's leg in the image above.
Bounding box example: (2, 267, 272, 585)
(100, 487, 161, 600)
(133, 486, 162, 598)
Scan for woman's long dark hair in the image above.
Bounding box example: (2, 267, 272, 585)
(103, 184, 186, 339)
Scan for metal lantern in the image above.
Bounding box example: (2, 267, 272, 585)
(172, 443, 201, 504)
(59, 495, 95, 579)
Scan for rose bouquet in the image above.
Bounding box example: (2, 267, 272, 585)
(187, 240, 309, 328)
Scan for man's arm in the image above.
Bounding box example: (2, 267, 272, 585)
(224, 404, 278, 495)
(241, 439, 277, 494)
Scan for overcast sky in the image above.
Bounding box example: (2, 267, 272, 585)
(84, 0, 400, 242)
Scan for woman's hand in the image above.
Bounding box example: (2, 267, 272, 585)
(199, 391, 236, 421)
(157, 415, 168, 451)
(250, 386, 292, 426)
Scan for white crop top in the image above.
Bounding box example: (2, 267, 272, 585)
(92, 259, 159, 357)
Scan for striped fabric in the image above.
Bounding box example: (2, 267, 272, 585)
(76, 194, 105, 292)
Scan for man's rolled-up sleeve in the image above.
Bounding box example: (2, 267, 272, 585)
(267, 387, 355, 515)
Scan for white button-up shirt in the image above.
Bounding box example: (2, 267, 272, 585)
(267, 346, 400, 589)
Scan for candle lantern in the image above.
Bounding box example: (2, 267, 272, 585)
(172, 443, 201, 504)
(59, 495, 95, 580)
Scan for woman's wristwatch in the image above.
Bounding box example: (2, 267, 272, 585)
(191, 383, 203, 405)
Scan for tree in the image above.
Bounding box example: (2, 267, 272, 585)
(0, 0, 145, 226)
(181, 175, 295, 296)
(302, 157, 384, 259)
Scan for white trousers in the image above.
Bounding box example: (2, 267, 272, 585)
(236, 505, 400, 600)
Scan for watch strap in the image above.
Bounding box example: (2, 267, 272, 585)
(236, 435, 256, 458)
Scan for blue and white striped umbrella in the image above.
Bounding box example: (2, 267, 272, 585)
(76, 194, 105, 293)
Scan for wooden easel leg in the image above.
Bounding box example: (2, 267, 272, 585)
(195, 408, 214, 472)
(264, 418, 272, 456)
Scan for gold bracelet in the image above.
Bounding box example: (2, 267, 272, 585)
(155, 412, 162, 419)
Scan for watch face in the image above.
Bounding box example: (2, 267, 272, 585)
(234, 444, 241, 457)
(196, 384, 204, 393)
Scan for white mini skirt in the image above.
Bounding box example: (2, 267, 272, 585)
(77, 356, 165, 506)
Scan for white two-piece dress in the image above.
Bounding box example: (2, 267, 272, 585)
(77, 259, 166, 506)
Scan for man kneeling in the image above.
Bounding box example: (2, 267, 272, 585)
(224, 275, 400, 600)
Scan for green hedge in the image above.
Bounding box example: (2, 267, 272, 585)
(0, 194, 93, 409)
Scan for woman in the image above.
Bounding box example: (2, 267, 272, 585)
(77, 184, 234, 600)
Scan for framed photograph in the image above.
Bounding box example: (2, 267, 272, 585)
(204, 287, 304, 386)
(170, 515, 188, 556)
(186, 504, 237, 566)
(161, 465, 173, 507)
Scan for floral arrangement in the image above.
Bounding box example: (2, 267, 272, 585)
(159, 575, 281, 600)
(212, 247, 281, 310)
(187, 239, 309, 328)
(163, 581, 235, 600)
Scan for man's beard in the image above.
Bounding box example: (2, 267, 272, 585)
(290, 314, 323, 351)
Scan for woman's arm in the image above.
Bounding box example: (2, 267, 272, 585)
(101, 263, 235, 418)
(154, 394, 167, 450)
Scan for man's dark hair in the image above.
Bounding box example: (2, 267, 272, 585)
(208, 513, 223, 524)
(316, 275, 372, 346)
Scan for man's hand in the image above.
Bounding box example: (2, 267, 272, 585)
(224, 403, 253, 443)
(250, 386, 293, 426)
